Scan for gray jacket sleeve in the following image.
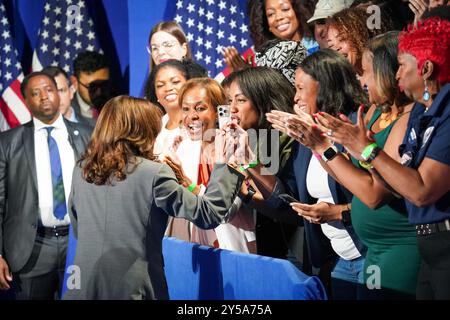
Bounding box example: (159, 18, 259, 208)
(153, 163, 244, 229)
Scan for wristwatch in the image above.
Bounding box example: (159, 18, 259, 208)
(321, 145, 339, 162)
(341, 209, 352, 225)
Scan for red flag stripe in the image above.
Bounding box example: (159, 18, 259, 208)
(0, 98, 21, 129)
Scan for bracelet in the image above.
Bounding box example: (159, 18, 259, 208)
(187, 182, 197, 193)
(239, 160, 259, 173)
(361, 143, 378, 161)
(358, 160, 374, 170)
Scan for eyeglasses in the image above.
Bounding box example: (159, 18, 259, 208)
(146, 41, 179, 55)
(78, 80, 110, 92)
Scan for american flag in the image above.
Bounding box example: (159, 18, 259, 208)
(32, 0, 102, 74)
(174, 0, 253, 82)
(0, 2, 30, 130)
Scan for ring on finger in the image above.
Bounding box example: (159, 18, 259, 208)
(326, 129, 334, 137)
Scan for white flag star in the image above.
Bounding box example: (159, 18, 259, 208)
(40, 43, 48, 53)
(215, 59, 223, 68)
(187, 3, 195, 13)
(205, 26, 213, 35)
(219, 1, 226, 10)
(2, 30, 10, 40)
(187, 18, 195, 28)
(195, 51, 203, 61)
(228, 34, 236, 43)
(174, 14, 182, 24)
(206, 11, 214, 21)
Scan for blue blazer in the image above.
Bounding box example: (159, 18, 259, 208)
(288, 142, 366, 268)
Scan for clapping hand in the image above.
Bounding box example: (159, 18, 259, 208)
(223, 46, 250, 73)
(314, 105, 374, 160)
(408, 0, 428, 26)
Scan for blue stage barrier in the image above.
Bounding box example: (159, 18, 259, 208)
(59, 235, 327, 300)
(163, 237, 327, 300)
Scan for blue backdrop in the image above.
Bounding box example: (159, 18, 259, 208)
(4, 0, 247, 97)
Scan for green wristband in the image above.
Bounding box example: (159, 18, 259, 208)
(361, 143, 378, 161)
(239, 160, 259, 172)
(187, 182, 197, 192)
(358, 160, 374, 170)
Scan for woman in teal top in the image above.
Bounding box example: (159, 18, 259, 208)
(284, 31, 420, 299)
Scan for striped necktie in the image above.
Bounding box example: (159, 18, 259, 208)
(45, 127, 66, 220)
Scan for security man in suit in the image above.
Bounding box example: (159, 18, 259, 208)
(0, 72, 92, 299)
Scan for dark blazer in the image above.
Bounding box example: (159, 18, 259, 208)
(72, 96, 96, 128)
(292, 142, 366, 268)
(64, 161, 244, 300)
(0, 118, 92, 272)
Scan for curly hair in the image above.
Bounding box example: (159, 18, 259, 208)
(327, 7, 393, 75)
(299, 49, 368, 116)
(248, 0, 315, 52)
(398, 17, 450, 85)
(80, 96, 162, 185)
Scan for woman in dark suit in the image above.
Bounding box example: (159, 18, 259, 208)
(63, 95, 245, 300)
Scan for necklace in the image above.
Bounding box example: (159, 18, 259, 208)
(379, 111, 397, 129)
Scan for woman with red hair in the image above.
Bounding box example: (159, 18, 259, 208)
(315, 17, 450, 299)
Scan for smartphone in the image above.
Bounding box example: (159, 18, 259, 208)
(217, 105, 231, 129)
(278, 193, 299, 204)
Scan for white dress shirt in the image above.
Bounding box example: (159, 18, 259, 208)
(76, 93, 94, 118)
(34, 114, 75, 227)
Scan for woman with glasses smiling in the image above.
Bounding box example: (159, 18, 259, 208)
(147, 21, 192, 70)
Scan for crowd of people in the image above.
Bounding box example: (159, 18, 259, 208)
(0, 0, 449, 300)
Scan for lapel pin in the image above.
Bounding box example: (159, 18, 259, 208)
(74, 130, 79, 136)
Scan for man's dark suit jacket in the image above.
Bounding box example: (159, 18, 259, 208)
(72, 96, 96, 128)
(0, 118, 92, 272)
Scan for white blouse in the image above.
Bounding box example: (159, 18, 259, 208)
(306, 155, 361, 260)
(154, 114, 182, 157)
